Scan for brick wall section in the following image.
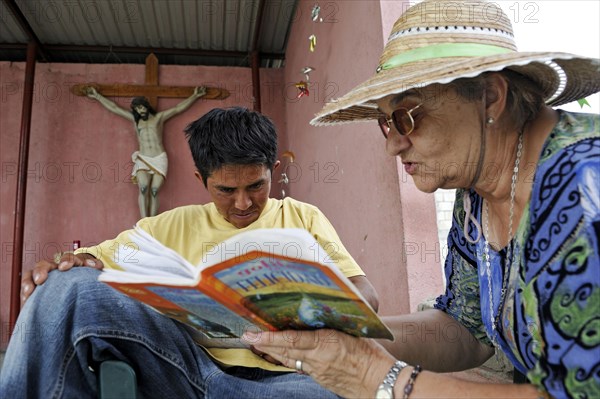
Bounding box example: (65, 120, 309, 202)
(434, 189, 456, 265)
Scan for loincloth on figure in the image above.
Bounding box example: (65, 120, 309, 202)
(131, 151, 168, 184)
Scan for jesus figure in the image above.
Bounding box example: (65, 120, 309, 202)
(85, 86, 206, 217)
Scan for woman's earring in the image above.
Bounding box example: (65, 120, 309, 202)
(486, 116, 495, 125)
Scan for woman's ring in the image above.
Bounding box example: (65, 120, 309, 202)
(295, 359, 303, 373)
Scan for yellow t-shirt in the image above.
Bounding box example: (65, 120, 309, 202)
(77, 197, 364, 371)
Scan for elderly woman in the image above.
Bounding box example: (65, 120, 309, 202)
(245, 0, 599, 398)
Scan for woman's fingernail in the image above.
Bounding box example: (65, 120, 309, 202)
(58, 261, 68, 270)
(85, 259, 96, 267)
(23, 284, 32, 294)
(33, 273, 40, 283)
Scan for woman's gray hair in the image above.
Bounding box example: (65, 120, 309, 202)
(452, 70, 545, 244)
(453, 69, 546, 131)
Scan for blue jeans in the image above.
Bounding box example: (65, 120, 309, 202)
(0, 268, 341, 398)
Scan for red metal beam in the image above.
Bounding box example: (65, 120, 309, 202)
(9, 41, 37, 328)
(250, 0, 266, 112)
(251, 51, 261, 112)
(251, 0, 267, 52)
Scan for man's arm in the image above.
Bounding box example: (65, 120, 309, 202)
(159, 86, 206, 120)
(86, 87, 134, 121)
(348, 275, 379, 312)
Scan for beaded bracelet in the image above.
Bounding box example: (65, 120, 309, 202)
(402, 365, 422, 399)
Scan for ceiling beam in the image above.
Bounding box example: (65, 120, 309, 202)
(0, 43, 285, 62)
(2, 0, 49, 61)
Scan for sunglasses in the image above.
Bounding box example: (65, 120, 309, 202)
(378, 103, 422, 138)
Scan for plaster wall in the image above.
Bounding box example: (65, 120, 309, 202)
(282, 0, 443, 316)
(0, 0, 446, 349)
(0, 61, 285, 347)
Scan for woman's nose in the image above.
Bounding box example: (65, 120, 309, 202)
(385, 130, 411, 156)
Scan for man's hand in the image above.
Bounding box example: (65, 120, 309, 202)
(20, 253, 104, 305)
(194, 86, 207, 97)
(85, 86, 99, 99)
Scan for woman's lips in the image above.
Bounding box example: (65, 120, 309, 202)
(403, 162, 417, 175)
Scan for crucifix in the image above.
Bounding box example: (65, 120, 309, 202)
(71, 53, 230, 218)
(71, 53, 230, 107)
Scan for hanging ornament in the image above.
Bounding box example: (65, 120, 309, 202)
(308, 34, 317, 52)
(282, 151, 296, 163)
(295, 81, 310, 98)
(279, 151, 296, 199)
(301, 66, 315, 82)
(278, 173, 290, 185)
(279, 171, 289, 197)
(311, 4, 322, 22)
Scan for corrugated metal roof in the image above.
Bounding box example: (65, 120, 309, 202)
(0, 0, 298, 67)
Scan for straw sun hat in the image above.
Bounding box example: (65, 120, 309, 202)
(311, 0, 600, 126)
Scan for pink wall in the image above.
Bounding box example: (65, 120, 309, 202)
(0, 0, 445, 349)
(379, 1, 447, 311)
(282, 0, 443, 315)
(0, 61, 285, 347)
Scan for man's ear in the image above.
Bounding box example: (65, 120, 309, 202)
(272, 160, 281, 171)
(194, 171, 207, 188)
(485, 73, 509, 121)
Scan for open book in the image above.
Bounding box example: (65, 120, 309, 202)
(99, 227, 393, 348)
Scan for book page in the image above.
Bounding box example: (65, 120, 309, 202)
(198, 228, 376, 309)
(198, 228, 336, 269)
(104, 226, 197, 280)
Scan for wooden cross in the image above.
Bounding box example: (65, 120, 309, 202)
(71, 53, 229, 108)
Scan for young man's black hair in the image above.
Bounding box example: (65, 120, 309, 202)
(185, 107, 278, 186)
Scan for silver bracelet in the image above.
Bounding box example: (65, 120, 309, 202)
(375, 360, 408, 399)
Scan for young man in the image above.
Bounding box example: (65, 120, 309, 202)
(2, 107, 378, 398)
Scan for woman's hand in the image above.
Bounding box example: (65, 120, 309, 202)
(248, 346, 283, 366)
(244, 328, 544, 398)
(243, 329, 396, 398)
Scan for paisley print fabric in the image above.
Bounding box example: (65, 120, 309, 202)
(434, 111, 600, 397)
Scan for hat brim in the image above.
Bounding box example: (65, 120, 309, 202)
(311, 52, 600, 126)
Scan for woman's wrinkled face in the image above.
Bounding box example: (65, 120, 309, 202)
(376, 84, 483, 192)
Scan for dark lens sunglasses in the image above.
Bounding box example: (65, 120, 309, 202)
(378, 103, 422, 138)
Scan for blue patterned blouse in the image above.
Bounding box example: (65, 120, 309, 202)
(434, 111, 599, 398)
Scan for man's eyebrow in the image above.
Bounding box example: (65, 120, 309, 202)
(214, 177, 266, 190)
(246, 177, 267, 187)
(214, 184, 234, 190)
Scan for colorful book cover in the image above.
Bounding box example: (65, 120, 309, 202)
(99, 227, 394, 346)
(203, 252, 392, 339)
